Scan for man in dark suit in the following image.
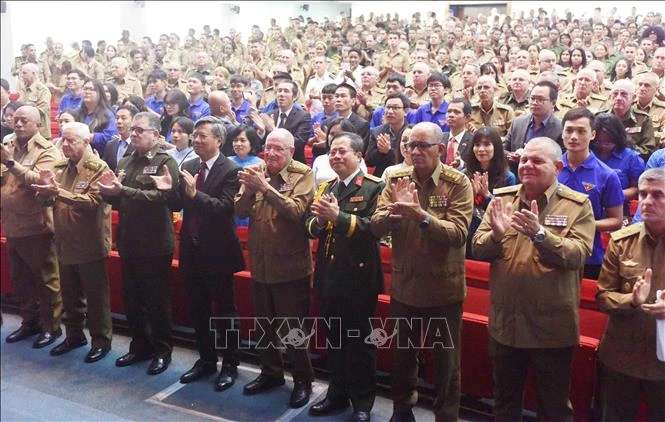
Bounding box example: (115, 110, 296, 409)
(503, 80, 563, 175)
(442, 98, 473, 170)
(306, 132, 385, 422)
(166, 116, 245, 391)
(366, 92, 409, 177)
(327, 83, 370, 152)
(250, 80, 311, 164)
(102, 104, 137, 172)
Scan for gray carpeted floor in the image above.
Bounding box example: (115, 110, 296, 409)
(1, 312, 492, 422)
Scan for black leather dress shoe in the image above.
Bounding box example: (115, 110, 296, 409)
(309, 396, 350, 416)
(243, 374, 285, 395)
(32, 329, 62, 349)
(6, 325, 40, 343)
(289, 380, 312, 408)
(389, 409, 415, 422)
(147, 356, 171, 375)
(85, 346, 110, 363)
(214, 365, 238, 391)
(352, 410, 371, 422)
(115, 351, 154, 367)
(50, 336, 87, 356)
(180, 360, 217, 383)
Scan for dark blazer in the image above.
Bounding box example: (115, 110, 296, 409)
(170, 155, 245, 276)
(268, 107, 311, 164)
(366, 123, 408, 178)
(502, 113, 563, 153)
(443, 130, 473, 163)
(324, 112, 370, 153)
(306, 171, 385, 299)
(102, 135, 134, 172)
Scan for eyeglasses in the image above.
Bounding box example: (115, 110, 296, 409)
(129, 126, 150, 135)
(428, 83, 444, 89)
(529, 97, 551, 103)
(82, 86, 95, 92)
(385, 105, 406, 111)
(405, 142, 439, 151)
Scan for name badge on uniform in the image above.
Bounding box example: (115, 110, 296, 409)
(626, 127, 642, 134)
(74, 181, 89, 190)
(142, 166, 158, 175)
(350, 196, 364, 202)
(582, 182, 595, 192)
(544, 214, 568, 227)
(428, 195, 448, 208)
(22, 159, 34, 166)
(279, 183, 293, 192)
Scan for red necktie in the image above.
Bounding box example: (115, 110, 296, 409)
(188, 161, 207, 238)
(446, 137, 457, 165)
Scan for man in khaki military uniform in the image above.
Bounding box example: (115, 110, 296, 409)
(371, 122, 474, 421)
(469, 75, 514, 138)
(107, 57, 143, 105)
(234, 128, 315, 409)
(377, 32, 410, 86)
(604, 79, 656, 161)
(473, 137, 595, 421)
(17, 63, 51, 140)
(32, 122, 113, 363)
(634, 72, 665, 147)
(499, 69, 531, 117)
(557, 68, 608, 118)
(1, 105, 63, 348)
(164, 62, 188, 93)
(596, 167, 665, 422)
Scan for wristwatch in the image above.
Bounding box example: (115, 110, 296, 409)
(419, 212, 431, 230)
(3, 159, 15, 168)
(531, 225, 546, 244)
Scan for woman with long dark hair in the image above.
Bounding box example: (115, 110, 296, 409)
(463, 127, 517, 259)
(160, 89, 191, 143)
(78, 78, 118, 155)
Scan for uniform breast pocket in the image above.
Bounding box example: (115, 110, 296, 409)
(618, 260, 645, 293)
(134, 174, 156, 189)
(341, 201, 368, 214)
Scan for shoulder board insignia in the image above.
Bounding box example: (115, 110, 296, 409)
(54, 159, 69, 168)
(287, 160, 310, 174)
(590, 93, 608, 101)
(364, 173, 382, 183)
(33, 135, 52, 149)
(496, 102, 512, 111)
(610, 222, 642, 241)
(493, 184, 521, 195)
(83, 160, 102, 171)
(652, 98, 665, 108)
(440, 166, 464, 184)
(314, 180, 331, 201)
(389, 167, 413, 179)
(556, 185, 588, 204)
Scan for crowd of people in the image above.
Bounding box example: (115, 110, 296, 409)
(1, 5, 665, 422)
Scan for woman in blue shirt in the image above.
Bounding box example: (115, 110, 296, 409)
(591, 113, 646, 219)
(463, 127, 517, 259)
(78, 79, 118, 155)
(227, 125, 264, 227)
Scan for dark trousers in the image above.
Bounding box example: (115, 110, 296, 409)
(7, 233, 62, 332)
(489, 337, 575, 422)
(252, 277, 313, 382)
(390, 298, 463, 422)
(59, 259, 112, 348)
(120, 254, 172, 357)
(185, 269, 239, 366)
(599, 364, 665, 422)
(320, 295, 377, 412)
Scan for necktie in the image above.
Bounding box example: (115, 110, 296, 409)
(446, 137, 457, 165)
(63, 163, 77, 189)
(335, 181, 346, 198)
(197, 161, 207, 188)
(188, 161, 208, 238)
(278, 112, 287, 128)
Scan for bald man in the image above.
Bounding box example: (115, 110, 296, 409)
(17, 63, 52, 139)
(208, 90, 239, 156)
(2, 105, 63, 348)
